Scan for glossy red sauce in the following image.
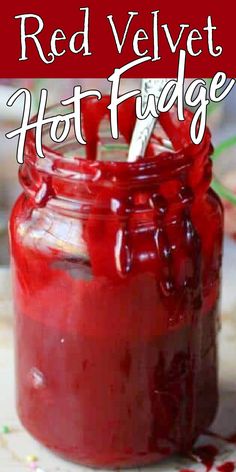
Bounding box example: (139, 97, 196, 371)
(193, 444, 219, 471)
(10, 98, 223, 467)
(217, 462, 235, 472)
(180, 431, 236, 471)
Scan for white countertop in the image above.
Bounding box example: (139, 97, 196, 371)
(1, 238, 236, 472)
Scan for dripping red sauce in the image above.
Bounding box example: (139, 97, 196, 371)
(10, 97, 224, 467)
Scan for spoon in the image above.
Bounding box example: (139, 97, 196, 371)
(128, 78, 168, 162)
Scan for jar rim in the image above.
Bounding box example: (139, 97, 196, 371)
(23, 99, 212, 186)
(21, 99, 213, 215)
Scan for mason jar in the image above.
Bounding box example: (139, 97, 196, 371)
(9, 98, 223, 468)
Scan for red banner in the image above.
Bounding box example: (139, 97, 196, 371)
(1, 0, 235, 78)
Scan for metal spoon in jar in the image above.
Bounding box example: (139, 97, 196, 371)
(127, 78, 169, 162)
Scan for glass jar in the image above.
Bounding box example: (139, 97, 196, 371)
(9, 99, 223, 468)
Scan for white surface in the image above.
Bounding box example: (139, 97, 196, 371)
(0, 238, 236, 472)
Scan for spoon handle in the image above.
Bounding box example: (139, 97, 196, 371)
(128, 78, 168, 162)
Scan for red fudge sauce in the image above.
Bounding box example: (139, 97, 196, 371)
(10, 98, 223, 467)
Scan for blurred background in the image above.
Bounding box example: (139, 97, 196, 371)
(0, 78, 236, 265)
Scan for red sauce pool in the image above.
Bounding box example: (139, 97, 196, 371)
(217, 462, 235, 472)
